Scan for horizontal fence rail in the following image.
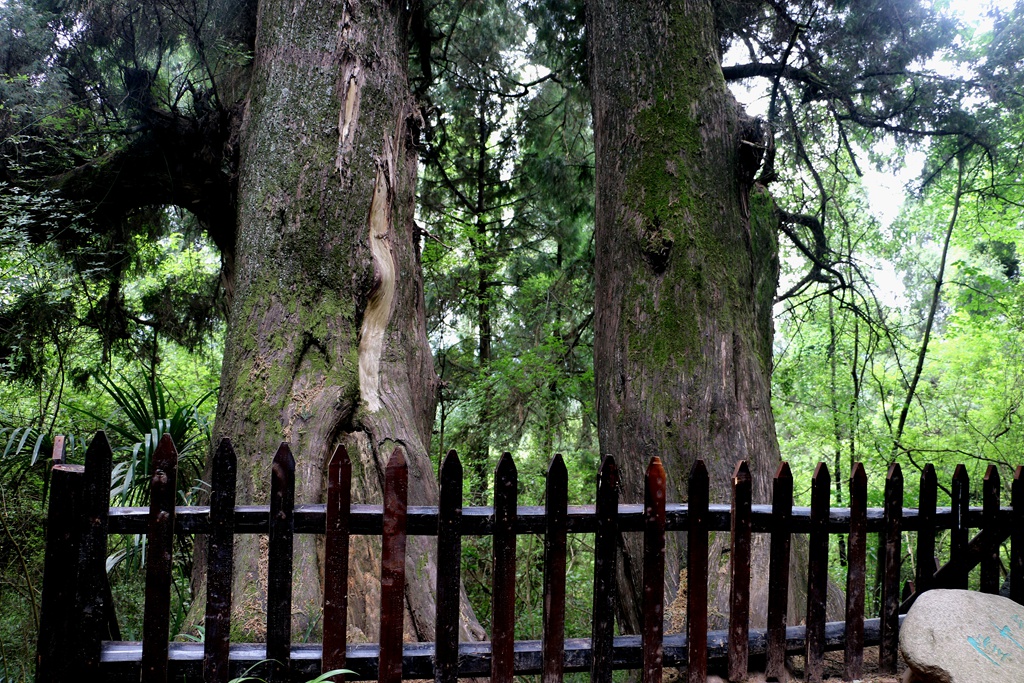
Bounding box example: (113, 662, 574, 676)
(103, 504, 1013, 535)
(35, 431, 1024, 683)
(94, 618, 903, 681)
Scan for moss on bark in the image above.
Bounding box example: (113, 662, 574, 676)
(186, 0, 484, 646)
(589, 0, 788, 633)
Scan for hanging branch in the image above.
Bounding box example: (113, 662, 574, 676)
(890, 154, 966, 461)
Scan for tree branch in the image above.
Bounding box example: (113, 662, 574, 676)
(890, 155, 965, 461)
(44, 108, 238, 257)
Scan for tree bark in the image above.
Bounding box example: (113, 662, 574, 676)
(588, 0, 822, 631)
(190, 0, 483, 645)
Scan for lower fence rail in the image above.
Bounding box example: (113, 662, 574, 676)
(97, 619, 899, 682)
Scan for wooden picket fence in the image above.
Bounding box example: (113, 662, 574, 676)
(34, 431, 1024, 682)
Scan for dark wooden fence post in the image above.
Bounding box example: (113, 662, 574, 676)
(950, 464, 970, 590)
(380, 448, 409, 683)
(324, 445, 352, 682)
(687, 460, 709, 683)
(765, 462, 792, 682)
(1013, 466, 1024, 606)
(981, 465, 1000, 594)
(844, 462, 867, 682)
(592, 455, 619, 683)
(204, 438, 238, 683)
(805, 462, 830, 683)
(492, 452, 518, 683)
(75, 431, 116, 673)
(543, 454, 569, 683)
(35, 463, 85, 683)
(728, 461, 752, 682)
(267, 444, 296, 682)
(878, 463, 903, 674)
(435, 450, 462, 683)
(642, 457, 666, 683)
(141, 434, 179, 683)
(915, 464, 937, 597)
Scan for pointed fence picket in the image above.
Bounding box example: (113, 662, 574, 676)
(878, 464, 903, 674)
(843, 463, 867, 681)
(543, 454, 569, 683)
(592, 454, 619, 683)
(642, 457, 667, 683)
(805, 462, 830, 682)
(140, 434, 178, 683)
(33, 431, 1024, 683)
(491, 451, 518, 683)
(765, 462, 792, 681)
(203, 438, 236, 683)
(434, 450, 461, 683)
(379, 448, 408, 683)
(686, 459, 709, 683)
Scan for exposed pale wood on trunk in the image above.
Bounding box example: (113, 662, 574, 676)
(194, 0, 483, 646)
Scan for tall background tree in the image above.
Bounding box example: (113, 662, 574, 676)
(585, 0, 1024, 629)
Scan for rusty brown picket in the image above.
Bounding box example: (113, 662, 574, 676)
(728, 461, 752, 681)
(140, 434, 178, 683)
(642, 457, 667, 683)
(379, 448, 408, 683)
(35, 431, 1024, 683)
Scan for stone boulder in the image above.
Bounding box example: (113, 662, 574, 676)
(900, 588, 1024, 683)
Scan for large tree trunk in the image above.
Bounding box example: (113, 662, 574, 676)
(190, 0, 483, 645)
(587, 0, 804, 631)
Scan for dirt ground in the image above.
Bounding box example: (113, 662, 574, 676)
(664, 645, 907, 682)
(788, 646, 907, 682)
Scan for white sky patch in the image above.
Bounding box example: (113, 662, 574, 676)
(944, 0, 1015, 29)
(861, 146, 927, 230)
(872, 258, 909, 309)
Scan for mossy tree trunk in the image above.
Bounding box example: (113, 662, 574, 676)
(190, 0, 483, 645)
(587, 0, 794, 630)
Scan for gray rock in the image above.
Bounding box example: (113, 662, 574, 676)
(900, 588, 1024, 683)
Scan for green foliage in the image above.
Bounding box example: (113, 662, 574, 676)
(420, 0, 596, 511)
(226, 662, 353, 683)
(74, 369, 214, 510)
(770, 6, 1024, 597)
